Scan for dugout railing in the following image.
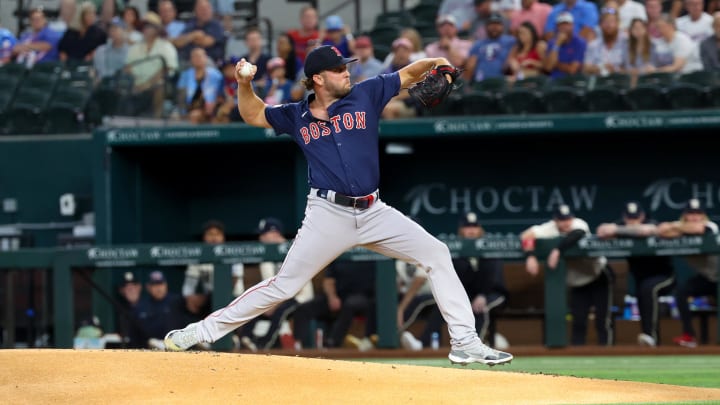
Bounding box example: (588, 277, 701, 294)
(0, 235, 718, 350)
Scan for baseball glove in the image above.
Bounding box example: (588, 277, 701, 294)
(408, 65, 462, 109)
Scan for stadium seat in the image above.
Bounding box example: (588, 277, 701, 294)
(471, 77, 507, 94)
(709, 86, 720, 107)
(409, 3, 439, 24)
(549, 73, 590, 90)
(624, 84, 668, 110)
(45, 84, 93, 134)
(593, 73, 631, 90)
(637, 72, 674, 87)
(6, 87, 52, 134)
(373, 44, 391, 62)
(460, 91, 501, 115)
(92, 72, 135, 117)
(24, 68, 61, 92)
(667, 83, 706, 110)
(498, 88, 544, 114)
(678, 70, 720, 88)
(0, 75, 21, 134)
(368, 24, 400, 51)
(585, 86, 627, 112)
(30, 61, 64, 76)
(374, 11, 415, 28)
(423, 93, 461, 116)
(513, 75, 548, 90)
(413, 22, 438, 40)
(542, 86, 586, 113)
(0, 63, 28, 78)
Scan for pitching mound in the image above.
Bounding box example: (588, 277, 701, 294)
(2, 350, 720, 404)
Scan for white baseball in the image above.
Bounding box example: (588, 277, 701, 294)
(239, 63, 253, 78)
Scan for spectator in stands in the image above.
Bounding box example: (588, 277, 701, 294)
(464, 14, 516, 82)
(583, 8, 628, 76)
(544, 12, 587, 78)
(700, 14, 720, 69)
(120, 6, 143, 45)
(510, 0, 552, 37)
(469, 0, 511, 41)
(522, 204, 614, 346)
(544, 0, 599, 42)
(321, 15, 355, 58)
(157, 0, 186, 40)
(287, 6, 320, 62)
(116, 270, 142, 347)
(58, 1, 107, 63)
(240, 27, 271, 89)
(381, 28, 427, 71)
(654, 16, 704, 73)
(616, 0, 647, 32)
(263, 57, 295, 104)
(12, 8, 62, 67)
(215, 0, 236, 33)
(126, 11, 178, 117)
(0, 23, 17, 65)
(645, 0, 664, 39)
(130, 270, 187, 349)
(214, 57, 242, 123)
(625, 18, 659, 86)
(440, 0, 477, 33)
(597, 201, 675, 347)
(177, 47, 223, 124)
(657, 199, 719, 348)
(237, 218, 314, 351)
(182, 220, 245, 320)
(425, 15, 473, 68)
(172, 0, 225, 63)
(93, 19, 127, 78)
(382, 38, 421, 119)
(349, 36, 383, 83)
(276, 32, 303, 82)
(292, 259, 376, 350)
(49, 0, 77, 34)
(506, 21, 547, 80)
(677, 0, 715, 43)
(454, 212, 509, 348)
(709, 0, 720, 13)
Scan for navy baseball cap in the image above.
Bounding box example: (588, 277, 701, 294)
(148, 270, 166, 284)
(258, 217, 284, 235)
(304, 45, 357, 77)
(683, 198, 705, 214)
(552, 204, 574, 220)
(622, 201, 645, 219)
(459, 212, 480, 227)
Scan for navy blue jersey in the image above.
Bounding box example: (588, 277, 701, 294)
(265, 72, 401, 196)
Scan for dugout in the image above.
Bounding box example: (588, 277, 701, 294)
(89, 111, 720, 338)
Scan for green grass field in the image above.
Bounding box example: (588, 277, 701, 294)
(363, 355, 720, 387)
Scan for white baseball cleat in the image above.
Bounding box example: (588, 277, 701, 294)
(448, 338, 513, 366)
(164, 322, 200, 351)
(637, 333, 657, 347)
(400, 331, 423, 351)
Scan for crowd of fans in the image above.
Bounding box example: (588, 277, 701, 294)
(2, 0, 720, 124)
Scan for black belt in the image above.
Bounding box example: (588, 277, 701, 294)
(316, 189, 378, 209)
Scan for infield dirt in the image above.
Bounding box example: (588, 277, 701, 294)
(2, 349, 720, 404)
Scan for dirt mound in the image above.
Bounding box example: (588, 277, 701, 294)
(2, 349, 719, 404)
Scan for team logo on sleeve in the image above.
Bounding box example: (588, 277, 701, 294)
(299, 112, 367, 144)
